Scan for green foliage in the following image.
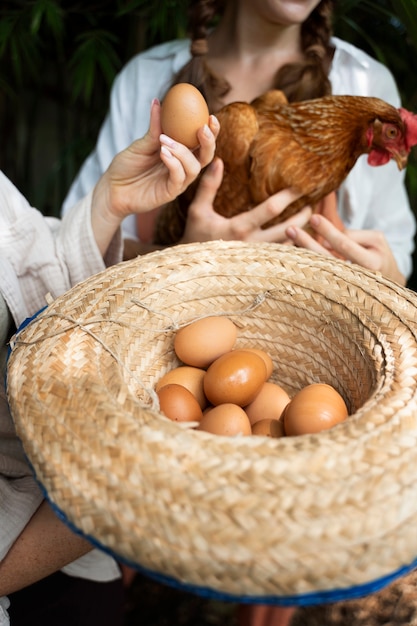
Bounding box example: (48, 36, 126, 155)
(333, 0, 417, 223)
(0, 0, 188, 214)
(69, 29, 121, 102)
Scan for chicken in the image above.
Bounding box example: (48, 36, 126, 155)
(153, 90, 417, 245)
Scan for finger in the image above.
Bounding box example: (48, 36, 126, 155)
(233, 189, 306, 239)
(195, 117, 219, 166)
(344, 229, 382, 247)
(281, 206, 313, 229)
(254, 189, 306, 226)
(286, 224, 331, 255)
(159, 134, 201, 181)
(132, 99, 162, 157)
(191, 157, 224, 206)
(209, 114, 220, 139)
(148, 98, 163, 142)
(302, 215, 372, 263)
(307, 214, 356, 257)
(255, 206, 312, 242)
(159, 144, 188, 190)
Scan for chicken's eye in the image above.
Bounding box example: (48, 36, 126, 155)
(385, 125, 399, 139)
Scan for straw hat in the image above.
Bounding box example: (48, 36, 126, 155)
(6, 241, 417, 606)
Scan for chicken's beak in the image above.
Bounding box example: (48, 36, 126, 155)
(392, 149, 409, 171)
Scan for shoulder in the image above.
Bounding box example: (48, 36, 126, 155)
(330, 37, 401, 106)
(134, 38, 191, 62)
(114, 39, 191, 96)
(0, 170, 29, 217)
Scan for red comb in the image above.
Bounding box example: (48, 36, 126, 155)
(399, 108, 417, 150)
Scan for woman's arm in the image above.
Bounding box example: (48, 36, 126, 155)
(0, 500, 93, 596)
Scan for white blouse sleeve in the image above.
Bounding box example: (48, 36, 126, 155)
(0, 172, 122, 600)
(0, 171, 122, 328)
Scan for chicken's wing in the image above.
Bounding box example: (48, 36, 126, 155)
(213, 102, 259, 217)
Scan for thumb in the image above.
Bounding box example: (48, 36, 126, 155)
(314, 191, 344, 232)
(192, 157, 224, 206)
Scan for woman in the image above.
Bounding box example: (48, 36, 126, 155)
(62, 0, 415, 286)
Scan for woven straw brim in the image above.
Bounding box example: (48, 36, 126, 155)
(6, 241, 417, 604)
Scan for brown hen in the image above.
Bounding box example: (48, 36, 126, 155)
(154, 90, 417, 245)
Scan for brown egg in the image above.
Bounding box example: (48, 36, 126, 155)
(243, 348, 274, 379)
(161, 83, 209, 149)
(244, 382, 290, 425)
(283, 383, 348, 436)
(174, 316, 237, 369)
(252, 418, 285, 438)
(155, 366, 207, 409)
(157, 383, 203, 423)
(204, 349, 267, 407)
(198, 403, 252, 436)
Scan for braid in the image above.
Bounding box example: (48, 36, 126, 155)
(171, 0, 335, 109)
(274, 0, 336, 101)
(172, 0, 229, 112)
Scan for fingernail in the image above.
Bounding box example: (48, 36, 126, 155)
(310, 214, 320, 227)
(203, 124, 211, 137)
(160, 134, 177, 148)
(161, 145, 173, 158)
(207, 157, 220, 173)
(286, 226, 296, 239)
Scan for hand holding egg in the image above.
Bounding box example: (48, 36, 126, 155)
(101, 94, 218, 226)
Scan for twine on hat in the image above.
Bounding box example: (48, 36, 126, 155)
(6, 240, 417, 604)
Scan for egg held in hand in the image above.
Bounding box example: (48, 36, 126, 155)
(160, 83, 210, 149)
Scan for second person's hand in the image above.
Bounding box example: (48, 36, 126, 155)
(180, 157, 312, 244)
(286, 213, 406, 286)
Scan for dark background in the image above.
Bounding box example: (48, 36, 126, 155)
(1, 0, 416, 284)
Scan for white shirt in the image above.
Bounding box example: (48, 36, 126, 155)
(62, 36, 416, 279)
(0, 171, 122, 626)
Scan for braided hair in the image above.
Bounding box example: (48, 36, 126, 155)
(173, 0, 336, 112)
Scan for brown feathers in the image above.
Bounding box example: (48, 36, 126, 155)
(154, 90, 417, 245)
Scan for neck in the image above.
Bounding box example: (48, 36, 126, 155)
(206, 2, 304, 104)
(208, 2, 303, 64)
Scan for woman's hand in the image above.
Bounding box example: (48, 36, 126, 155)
(180, 157, 312, 243)
(286, 213, 406, 286)
(91, 99, 219, 254)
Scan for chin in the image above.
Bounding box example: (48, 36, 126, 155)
(260, 0, 322, 25)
